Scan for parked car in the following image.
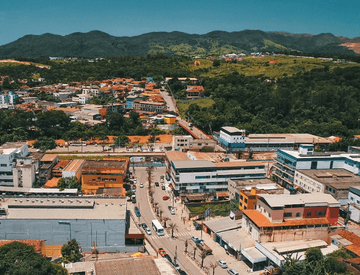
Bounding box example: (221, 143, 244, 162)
(163, 196, 170, 200)
(158, 248, 167, 257)
(227, 268, 239, 275)
(155, 182, 159, 187)
(132, 197, 136, 204)
(173, 263, 180, 271)
(133, 179, 137, 184)
(141, 223, 148, 230)
(168, 206, 175, 215)
(132, 187, 136, 193)
(140, 183, 144, 188)
(191, 236, 199, 243)
(217, 260, 227, 269)
(162, 186, 166, 190)
(160, 178, 164, 183)
(134, 207, 141, 217)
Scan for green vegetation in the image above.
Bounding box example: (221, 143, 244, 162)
(281, 247, 353, 275)
(187, 200, 239, 217)
(58, 155, 129, 161)
(0, 30, 357, 59)
(61, 239, 83, 263)
(58, 176, 81, 191)
(177, 98, 215, 118)
(0, 242, 67, 275)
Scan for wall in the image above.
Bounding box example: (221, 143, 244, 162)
(0, 219, 131, 253)
(294, 171, 325, 193)
(259, 227, 329, 243)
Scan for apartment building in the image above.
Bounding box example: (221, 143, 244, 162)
(166, 151, 265, 194)
(348, 186, 360, 223)
(172, 135, 216, 151)
(273, 144, 360, 189)
(133, 100, 166, 114)
(242, 193, 342, 242)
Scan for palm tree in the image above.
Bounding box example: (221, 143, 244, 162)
(184, 239, 189, 253)
(168, 222, 178, 238)
(146, 166, 154, 189)
(193, 246, 197, 260)
(209, 261, 218, 275)
(201, 251, 207, 268)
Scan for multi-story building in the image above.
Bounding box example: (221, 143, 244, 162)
(0, 142, 29, 188)
(39, 154, 59, 185)
(242, 193, 342, 242)
(166, 151, 266, 194)
(0, 197, 143, 253)
(133, 101, 167, 114)
(216, 127, 246, 151)
(293, 169, 360, 203)
(348, 186, 360, 223)
(62, 159, 84, 180)
(81, 160, 129, 195)
(172, 135, 216, 152)
(273, 144, 360, 189)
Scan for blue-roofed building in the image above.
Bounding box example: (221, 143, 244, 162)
(126, 95, 138, 109)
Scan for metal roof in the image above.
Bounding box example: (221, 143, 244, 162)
(203, 217, 241, 233)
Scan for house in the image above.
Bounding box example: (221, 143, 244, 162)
(39, 154, 59, 185)
(78, 94, 92, 104)
(348, 186, 360, 223)
(186, 85, 205, 99)
(242, 193, 343, 243)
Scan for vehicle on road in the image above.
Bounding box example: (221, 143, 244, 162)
(139, 183, 144, 188)
(132, 186, 136, 193)
(191, 236, 199, 243)
(141, 223, 151, 235)
(217, 260, 227, 269)
(163, 195, 170, 200)
(155, 182, 159, 187)
(132, 197, 136, 204)
(152, 219, 164, 236)
(161, 186, 165, 190)
(173, 263, 180, 271)
(227, 269, 239, 275)
(160, 178, 164, 183)
(134, 207, 141, 217)
(158, 248, 167, 257)
(133, 179, 137, 184)
(168, 206, 175, 215)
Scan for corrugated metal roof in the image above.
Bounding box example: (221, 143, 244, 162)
(203, 217, 241, 233)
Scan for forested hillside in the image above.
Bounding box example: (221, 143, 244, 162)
(0, 30, 357, 58)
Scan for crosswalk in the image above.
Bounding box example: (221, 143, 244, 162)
(147, 231, 191, 240)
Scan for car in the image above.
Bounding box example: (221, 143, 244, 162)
(191, 236, 199, 243)
(163, 195, 170, 200)
(168, 206, 173, 210)
(170, 208, 175, 215)
(132, 197, 136, 204)
(227, 268, 239, 275)
(162, 186, 165, 190)
(134, 207, 141, 217)
(155, 182, 159, 187)
(132, 187, 136, 193)
(141, 223, 148, 229)
(139, 183, 144, 188)
(217, 260, 227, 269)
(160, 178, 164, 183)
(145, 228, 152, 235)
(133, 179, 137, 184)
(158, 248, 167, 257)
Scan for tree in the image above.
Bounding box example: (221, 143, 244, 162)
(115, 135, 129, 147)
(61, 239, 83, 263)
(201, 251, 207, 268)
(58, 176, 81, 191)
(209, 261, 218, 275)
(146, 166, 154, 189)
(213, 59, 221, 67)
(168, 223, 178, 238)
(193, 246, 197, 259)
(0, 241, 67, 275)
(33, 137, 57, 151)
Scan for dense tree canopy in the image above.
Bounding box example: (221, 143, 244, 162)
(0, 242, 67, 275)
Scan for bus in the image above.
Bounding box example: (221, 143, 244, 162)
(151, 219, 164, 236)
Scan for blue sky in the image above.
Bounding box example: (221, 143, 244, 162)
(0, 0, 359, 46)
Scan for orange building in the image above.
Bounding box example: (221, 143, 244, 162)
(81, 159, 129, 195)
(239, 188, 261, 210)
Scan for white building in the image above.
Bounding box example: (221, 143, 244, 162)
(166, 151, 265, 194)
(349, 186, 360, 223)
(78, 94, 93, 105)
(0, 142, 29, 188)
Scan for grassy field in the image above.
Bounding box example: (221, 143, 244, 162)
(177, 98, 215, 118)
(184, 55, 360, 79)
(187, 200, 238, 217)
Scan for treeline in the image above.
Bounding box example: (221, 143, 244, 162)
(186, 66, 360, 138)
(0, 109, 147, 146)
(275, 50, 360, 63)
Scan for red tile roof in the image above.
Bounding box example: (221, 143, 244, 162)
(339, 230, 360, 256)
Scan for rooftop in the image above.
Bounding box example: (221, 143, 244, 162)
(64, 159, 84, 172)
(2, 197, 127, 220)
(0, 142, 27, 150)
(243, 210, 329, 227)
(246, 133, 334, 144)
(82, 160, 127, 170)
(258, 193, 341, 208)
(339, 230, 360, 256)
(41, 154, 58, 162)
(203, 217, 241, 233)
(297, 169, 360, 189)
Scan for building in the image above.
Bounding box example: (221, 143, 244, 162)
(238, 187, 284, 211)
(166, 151, 265, 194)
(172, 135, 216, 152)
(52, 160, 70, 178)
(242, 193, 342, 242)
(81, 160, 129, 195)
(126, 95, 138, 109)
(349, 186, 360, 223)
(39, 154, 59, 184)
(62, 159, 84, 180)
(214, 127, 335, 152)
(133, 101, 167, 114)
(294, 169, 360, 202)
(0, 142, 29, 189)
(78, 94, 92, 105)
(0, 197, 143, 253)
(274, 144, 360, 189)
(186, 85, 205, 99)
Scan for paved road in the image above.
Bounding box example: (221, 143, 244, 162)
(177, 118, 210, 140)
(160, 86, 178, 114)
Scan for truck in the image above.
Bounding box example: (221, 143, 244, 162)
(196, 241, 212, 255)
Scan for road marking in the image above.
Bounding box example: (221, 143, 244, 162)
(148, 231, 190, 239)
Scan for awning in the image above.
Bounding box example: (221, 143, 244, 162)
(241, 247, 267, 264)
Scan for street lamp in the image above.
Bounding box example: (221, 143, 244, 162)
(59, 221, 71, 240)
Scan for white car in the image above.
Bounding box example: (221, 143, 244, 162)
(140, 183, 144, 188)
(145, 228, 152, 235)
(217, 259, 227, 269)
(133, 179, 137, 184)
(227, 269, 239, 275)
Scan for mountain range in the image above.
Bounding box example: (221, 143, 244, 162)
(0, 30, 359, 58)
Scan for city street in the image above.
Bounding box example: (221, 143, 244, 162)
(129, 167, 262, 275)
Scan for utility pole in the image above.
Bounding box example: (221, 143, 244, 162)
(174, 245, 177, 265)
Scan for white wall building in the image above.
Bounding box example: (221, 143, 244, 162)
(349, 186, 360, 223)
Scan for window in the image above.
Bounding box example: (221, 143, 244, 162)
(0, 164, 6, 167)
(240, 195, 243, 200)
(316, 211, 326, 216)
(351, 197, 354, 201)
(357, 200, 360, 204)
(311, 161, 317, 169)
(296, 213, 301, 217)
(283, 212, 292, 217)
(244, 198, 248, 203)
